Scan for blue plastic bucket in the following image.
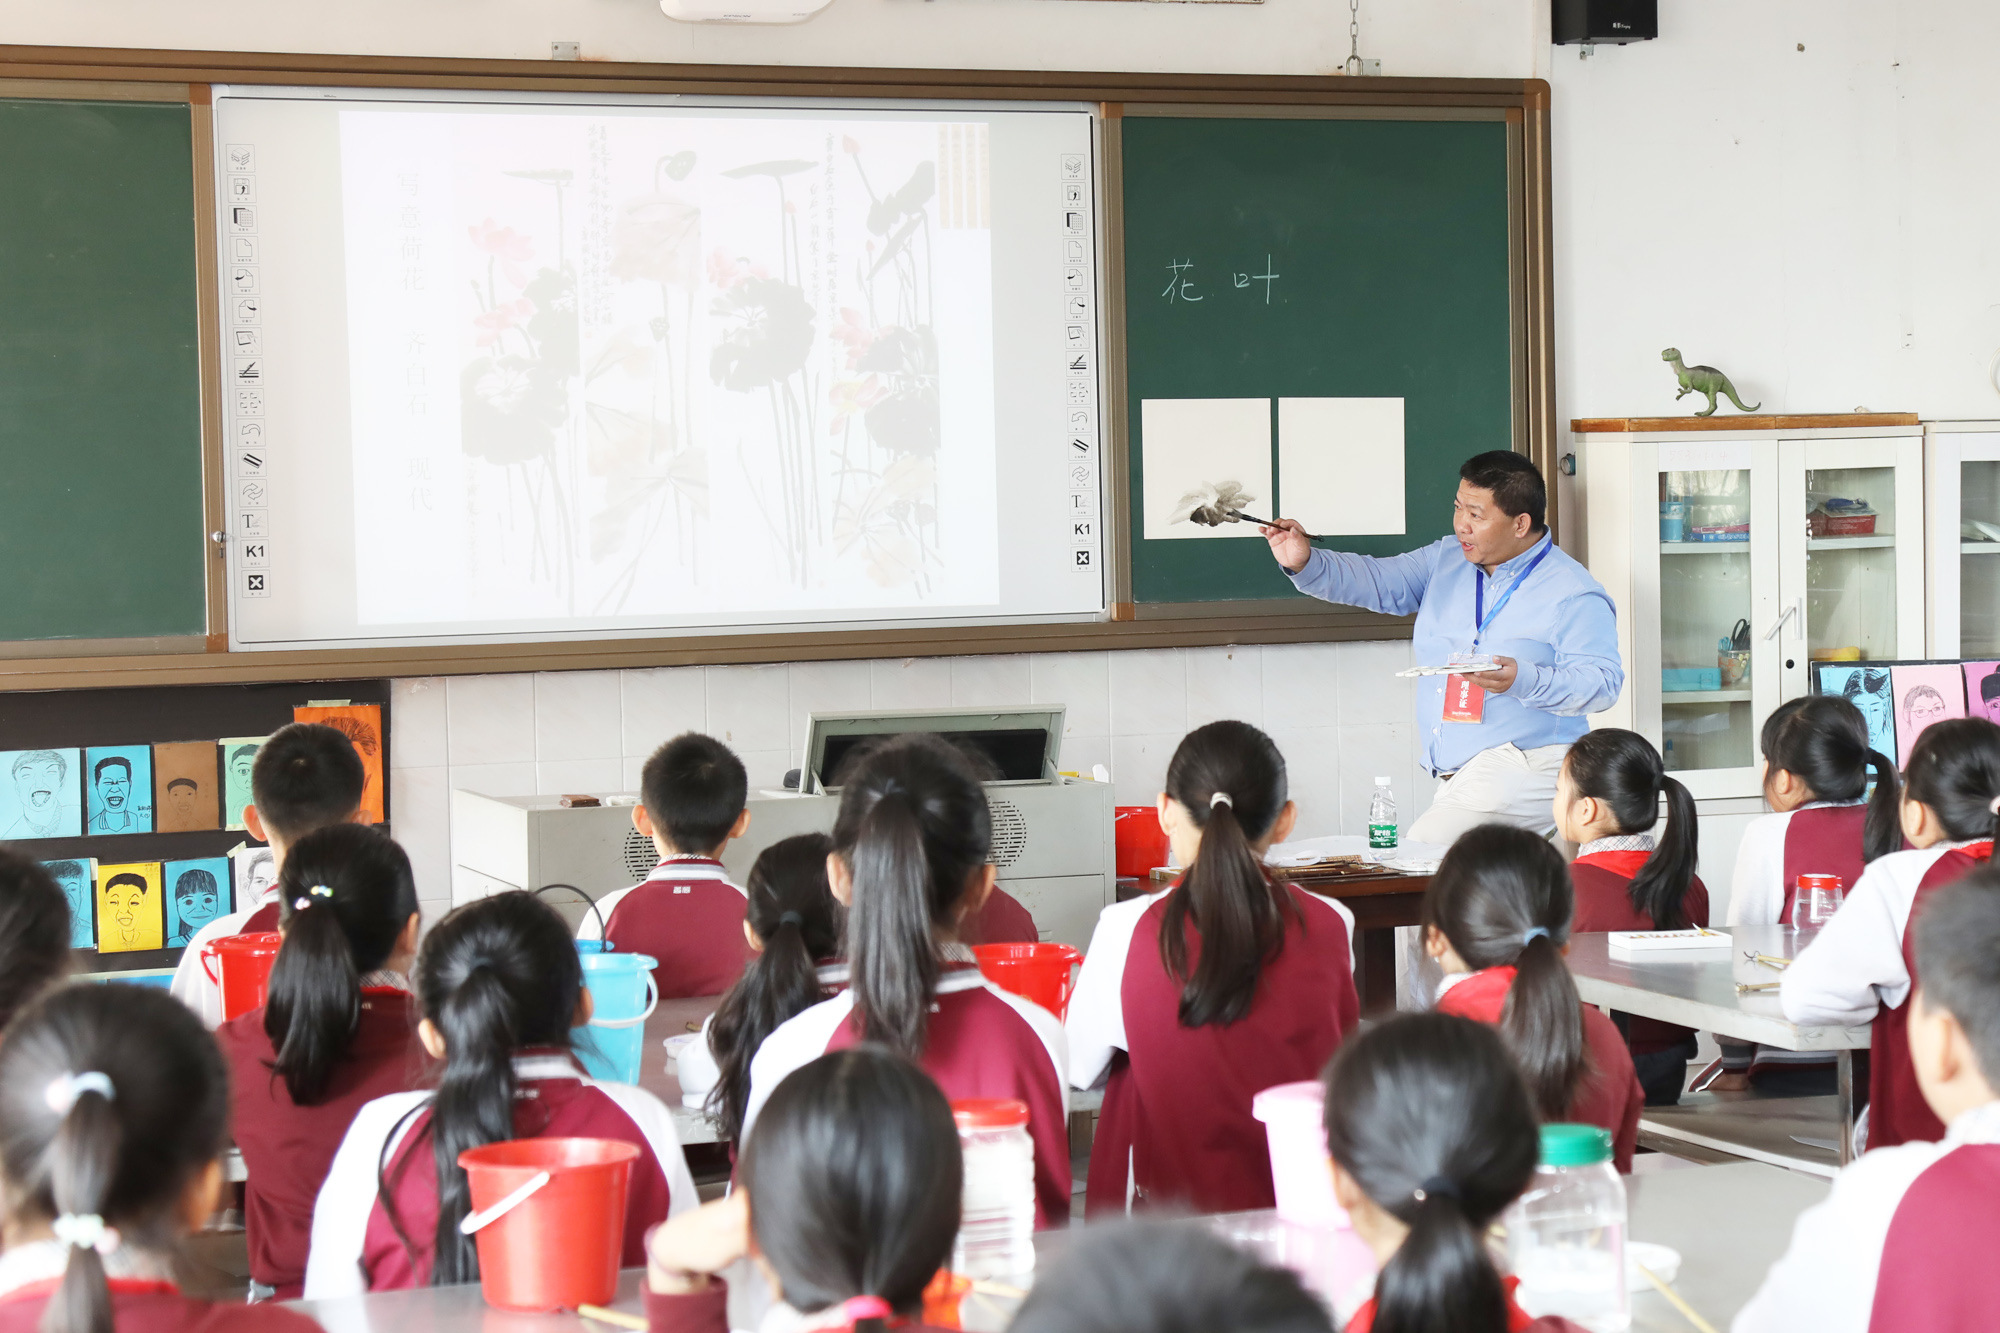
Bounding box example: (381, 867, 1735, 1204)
(571, 949, 659, 1085)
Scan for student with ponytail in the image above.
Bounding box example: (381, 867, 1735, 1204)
(1324, 1013, 1583, 1333)
(1067, 720, 1358, 1214)
(742, 734, 1070, 1227)
(304, 891, 695, 1296)
(675, 833, 843, 1144)
(1422, 825, 1642, 1171)
(216, 826, 429, 1299)
(0, 984, 318, 1333)
(1784, 718, 2000, 1149)
(0, 851, 77, 1029)
(644, 1049, 961, 1333)
(1553, 728, 1708, 1105)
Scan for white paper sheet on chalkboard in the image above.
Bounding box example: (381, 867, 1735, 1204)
(1277, 397, 1405, 536)
(1140, 398, 1272, 541)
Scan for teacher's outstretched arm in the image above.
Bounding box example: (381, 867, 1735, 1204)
(1259, 519, 1438, 618)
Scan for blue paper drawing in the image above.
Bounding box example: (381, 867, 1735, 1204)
(85, 746, 154, 835)
(165, 857, 231, 948)
(42, 858, 96, 949)
(0, 749, 82, 840)
(1818, 664, 1896, 762)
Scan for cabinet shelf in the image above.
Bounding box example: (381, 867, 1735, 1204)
(1806, 534, 1896, 550)
(1659, 541, 1750, 555)
(1961, 541, 2000, 555)
(1662, 688, 1753, 704)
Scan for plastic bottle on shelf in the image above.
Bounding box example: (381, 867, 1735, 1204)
(1506, 1124, 1630, 1332)
(1368, 777, 1397, 850)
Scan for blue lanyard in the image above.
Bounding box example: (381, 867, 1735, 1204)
(1473, 537, 1553, 649)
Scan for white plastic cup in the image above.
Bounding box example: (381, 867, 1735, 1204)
(1251, 1081, 1348, 1229)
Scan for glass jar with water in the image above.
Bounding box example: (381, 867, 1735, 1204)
(1505, 1123, 1629, 1332)
(950, 1098, 1037, 1279)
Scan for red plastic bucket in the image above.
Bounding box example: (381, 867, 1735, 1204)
(1114, 806, 1170, 879)
(200, 932, 283, 1021)
(459, 1137, 640, 1312)
(972, 943, 1085, 1020)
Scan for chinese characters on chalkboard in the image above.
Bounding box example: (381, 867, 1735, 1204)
(1162, 256, 1282, 305)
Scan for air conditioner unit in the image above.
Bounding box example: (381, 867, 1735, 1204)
(450, 706, 1116, 949)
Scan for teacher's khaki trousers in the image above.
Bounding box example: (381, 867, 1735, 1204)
(1398, 741, 1571, 1009)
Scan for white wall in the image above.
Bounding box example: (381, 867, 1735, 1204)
(388, 644, 1435, 920)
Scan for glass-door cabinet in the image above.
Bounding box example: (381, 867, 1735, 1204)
(1580, 420, 1925, 800)
(1924, 423, 2000, 659)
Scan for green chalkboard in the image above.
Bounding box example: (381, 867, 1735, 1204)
(0, 98, 206, 641)
(1120, 115, 1515, 604)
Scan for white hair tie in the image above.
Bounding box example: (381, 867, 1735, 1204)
(51, 1214, 118, 1255)
(44, 1072, 114, 1116)
(1210, 792, 1233, 809)
(1989, 795, 2000, 817)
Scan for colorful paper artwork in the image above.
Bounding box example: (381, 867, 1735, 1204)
(153, 741, 221, 833)
(1965, 663, 2000, 727)
(42, 858, 96, 949)
(84, 746, 153, 836)
(293, 704, 385, 824)
(0, 748, 82, 840)
(164, 857, 231, 948)
(232, 844, 278, 913)
(219, 737, 266, 832)
(95, 861, 164, 953)
(1816, 664, 1897, 762)
(1889, 663, 1968, 769)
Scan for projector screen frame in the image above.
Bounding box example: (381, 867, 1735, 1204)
(0, 46, 1554, 691)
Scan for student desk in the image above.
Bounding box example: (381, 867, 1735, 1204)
(289, 1160, 1825, 1333)
(1566, 925, 1872, 1164)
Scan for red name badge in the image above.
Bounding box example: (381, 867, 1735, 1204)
(1443, 674, 1486, 724)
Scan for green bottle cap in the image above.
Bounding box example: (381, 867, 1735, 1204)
(1538, 1123, 1613, 1167)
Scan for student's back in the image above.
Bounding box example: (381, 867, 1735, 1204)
(170, 724, 369, 1027)
(743, 733, 1070, 1227)
(0, 984, 319, 1333)
(0, 851, 75, 1030)
(1424, 825, 1642, 1171)
(306, 892, 694, 1296)
(215, 826, 431, 1299)
(1069, 721, 1357, 1214)
(578, 732, 754, 997)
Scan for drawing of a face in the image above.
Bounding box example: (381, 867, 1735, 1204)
(168, 778, 199, 819)
(48, 862, 87, 922)
(174, 870, 220, 931)
(104, 875, 148, 946)
(230, 749, 257, 789)
(12, 752, 66, 828)
(1905, 687, 1949, 732)
(1981, 676, 2000, 726)
(94, 758, 131, 812)
(244, 852, 276, 900)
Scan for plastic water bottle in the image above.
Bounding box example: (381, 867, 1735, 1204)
(950, 1099, 1036, 1278)
(1506, 1124, 1629, 1332)
(1368, 777, 1397, 850)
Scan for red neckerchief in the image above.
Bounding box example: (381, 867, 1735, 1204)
(1963, 842, 1994, 862)
(0, 1277, 179, 1304)
(1573, 849, 1651, 879)
(1346, 1275, 1535, 1332)
(1434, 967, 1517, 1024)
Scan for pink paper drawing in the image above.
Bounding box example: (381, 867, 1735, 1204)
(1965, 662, 2000, 728)
(1891, 663, 1967, 769)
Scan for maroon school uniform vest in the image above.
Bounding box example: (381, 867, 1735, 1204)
(964, 886, 1039, 945)
(1781, 804, 1870, 923)
(1868, 1144, 2000, 1331)
(604, 861, 755, 998)
(0, 1282, 321, 1333)
(217, 989, 430, 1297)
(824, 972, 1071, 1229)
(1569, 855, 1710, 1055)
(242, 900, 281, 934)
(362, 1070, 676, 1290)
(1089, 884, 1357, 1216)
(1436, 968, 1644, 1172)
(1870, 843, 1994, 1149)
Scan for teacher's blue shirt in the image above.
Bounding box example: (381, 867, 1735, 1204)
(1288, 534, 1624, 775)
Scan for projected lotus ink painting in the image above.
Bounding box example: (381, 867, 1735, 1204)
(343, 112, 997, 624)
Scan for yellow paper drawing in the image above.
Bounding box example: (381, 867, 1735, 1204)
(96, 861, 164, 953)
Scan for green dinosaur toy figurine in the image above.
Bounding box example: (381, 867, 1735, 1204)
(1662, 348, 1762, 417)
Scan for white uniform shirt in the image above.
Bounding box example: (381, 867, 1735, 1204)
(168, 887, 281, 1029)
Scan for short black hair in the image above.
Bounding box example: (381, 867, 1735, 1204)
(1458, 451, 1546, 532)
(167, 777, 197, 793)
(105, 873, 148, 893)
(640, 732, 748, 855)
(1011, 1220, 1332, 1333)
(1915, 869, 2000, 1087)
(250, 723, 365, 842)
(92, 756, 131, 783)
(1983, 672, 2000, 705)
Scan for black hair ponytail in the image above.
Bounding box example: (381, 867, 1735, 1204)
(1563, 729, 1698, 930)
(0, 851, 76, 1029)
(830, 735, 991, 1060)
(706, 833, 841, 1141)
(382, 891, 583, 1286)
(1423, 825, 1586, 1120)
(1159, 721, 1299, 1028)
(1902, 719, 2000, 845)
(1323, 1012, 1539, 1333)
(265, 826, 420, 1105)
(741, 1048, 962, 1332)
(1761, 696, 1902, 863)
(0, 986, 230, 1333)
(1011, 1220, 1333, 1333)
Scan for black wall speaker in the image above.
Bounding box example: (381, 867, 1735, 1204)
(1553, 0, 1658, 44)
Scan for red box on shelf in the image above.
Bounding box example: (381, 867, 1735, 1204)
(1808, 510, 1877, 537)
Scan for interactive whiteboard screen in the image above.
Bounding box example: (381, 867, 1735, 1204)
(212, 89, 1104, 649)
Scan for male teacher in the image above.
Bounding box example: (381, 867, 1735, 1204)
(1261, 451, 1623, 845)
